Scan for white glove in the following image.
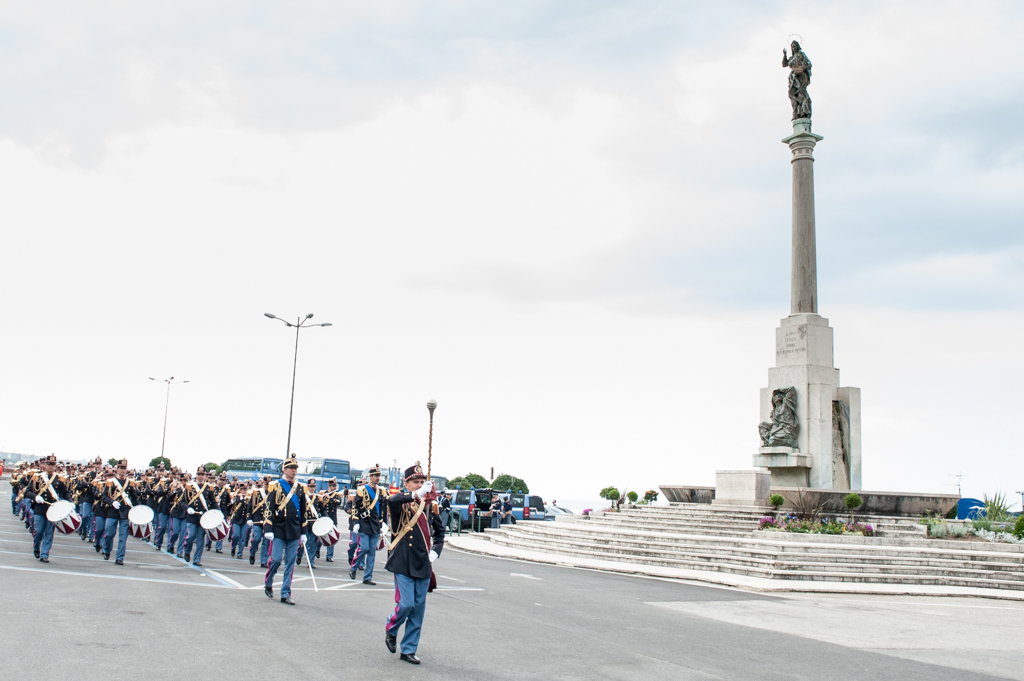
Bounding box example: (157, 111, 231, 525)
(428, 550, 438, 563)
(246, 519, 253, 526)
(186, 507, 195, 515)
(352, 523, 360, 534)
(265, 532, 274, 541)
(112, 501, 121, 510)
(414, 481, 433, 498)
(299, 534, 307, 545)
(35, 495, 44, 503)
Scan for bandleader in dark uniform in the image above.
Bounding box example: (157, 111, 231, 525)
(263, 456, 308, 605)
(384, 462, 445, 665)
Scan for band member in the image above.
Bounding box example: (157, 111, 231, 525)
(93, 470, 111, 552)
(213, 473, 232, 553)
(350, 464, 387, 585)
(384, 463, 444, 665)
(167, 476, 189, 557)
(76, 465, 97, 541)
(101, 460, 140, 565)
(230, 483, 250, 559)
(182, 466, 218, 566)
(345, 479, 360, 565)
(247, 476, 271, 567)
(27, 454, 71, 563)
(263, 456, 307, 605)
(299, 478, 322, 569)
(320, 478, 343, 562)
(152, 471, 171, 550)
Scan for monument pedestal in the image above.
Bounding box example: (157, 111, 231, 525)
(713, 469, 771, 507)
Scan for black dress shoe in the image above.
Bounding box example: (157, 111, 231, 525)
(280, 597, 295, 605)
(34, 550, 40, 559)
(40, 557, 49, 563)
(400, 654, 420, 665)
(230, 548, 235, 557)
(249, 555, 256, 565)
(325, 557, 333, 562)
(193, 562, 202, 567)
(349, 568, 357, 580)
(385, 632, 397, 653)
(103, 553, 110, 560)
(215, 549, 223, 554)
(115, 559, 124, 566)
(264, 586, 274, 599)
(260, 563, 267, 568)
(311, 565, 317, 570)
(95, 545, 101, 553)
(362, 580, 376, 586)
(155, 545, 162, 551)
(183, 553, 190, 562)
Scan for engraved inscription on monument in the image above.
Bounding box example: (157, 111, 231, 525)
(776, 324, 807, 360)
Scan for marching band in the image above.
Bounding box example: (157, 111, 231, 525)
(7, 453, 445, 663)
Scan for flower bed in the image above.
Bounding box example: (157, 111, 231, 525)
(759, 516, 875, 537)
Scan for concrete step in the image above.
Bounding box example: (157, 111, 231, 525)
(484, 528, 1024, 591)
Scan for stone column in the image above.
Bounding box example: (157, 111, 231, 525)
(783, 118, 822, 315)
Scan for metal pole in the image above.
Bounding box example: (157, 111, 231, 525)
(426, 400, 436, 478)
(285, 319, 301, 456)
(160, 381, 172, 459)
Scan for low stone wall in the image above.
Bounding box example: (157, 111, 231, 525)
(773, 487, 959, 517)
(659, 485, 715, 504)
(661, 484, 959, 517)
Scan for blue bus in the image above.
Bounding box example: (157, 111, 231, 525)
(221, 456, 283, 480)
(295, 457, 352, 490)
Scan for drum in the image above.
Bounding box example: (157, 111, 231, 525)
(46, 500, 82, 535)
(200, 509, 229, 541)
(128, 505, 154, 539)
(312, 517, 340, 546)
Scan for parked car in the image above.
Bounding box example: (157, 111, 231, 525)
(544, 504, 573, 520)
(503, 493, 547, 521)
(448, 488, 501, 531)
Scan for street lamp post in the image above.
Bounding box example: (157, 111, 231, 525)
(148, 376, 189, 462)
(264, 312, 332, 456)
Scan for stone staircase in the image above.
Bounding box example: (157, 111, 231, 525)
(477, 506, 1023, 591)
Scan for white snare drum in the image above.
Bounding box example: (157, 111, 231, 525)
(128, 505, 154, 539)
(46, 500, 82, 535)
(200, 509, 229, 541)
(312, 517, 340, 546)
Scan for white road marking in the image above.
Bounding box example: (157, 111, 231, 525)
(510, 573, 541, 580)
(437, 574, 466, 582)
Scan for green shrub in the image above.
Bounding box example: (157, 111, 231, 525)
(948, 523, 968, 538)
(983, 493, 1012, 523)
(599, 487, 620, 502)
(843, 493, 863, 511)
(1013, 515, 1024, 540)
(945, 505, 958, 519)
(643, 490, 659, 504)
(928, 522, 948, 538)
(769, 494, 785, 509)
(627, 491, 638, 503)
(149, 456, 171, 469)
(972, 518, 993, 532)
(491, 474, 529, 493)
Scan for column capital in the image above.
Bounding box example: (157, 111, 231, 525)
(782, 118, 823, 162)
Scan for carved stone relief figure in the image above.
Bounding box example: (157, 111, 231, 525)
(759, 387, 800, 448)
(831, 400, 851, 489)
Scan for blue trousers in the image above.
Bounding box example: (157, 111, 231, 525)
(168, 517, 186, 554)
(386, 573, 430, 654)
(351, 532, 378, 580)
(304, 530, 320, 567)
(250, 525, 270, 564)
(183, 521, 205, 563)
(153, 512, 169, 548)
(93, 515, 105, 547)
(11, 491, 18, 514)
(103, 517, 129, 562)
(232, 523, 250, 557)
(32, 513, 55, 559)
(326, 540, 335, 560)
(347, 530, 358, 564)
(265, 537, 299, 598)
(79, 502, 93, 537)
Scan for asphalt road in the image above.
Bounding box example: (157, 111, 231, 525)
(0, 485, 1013, 681)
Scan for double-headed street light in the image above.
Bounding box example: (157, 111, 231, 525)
(264, 312, 332, 456)
(148, 376, 189, 461)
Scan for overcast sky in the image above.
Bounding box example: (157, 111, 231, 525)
(1, 1, 1022, 504)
